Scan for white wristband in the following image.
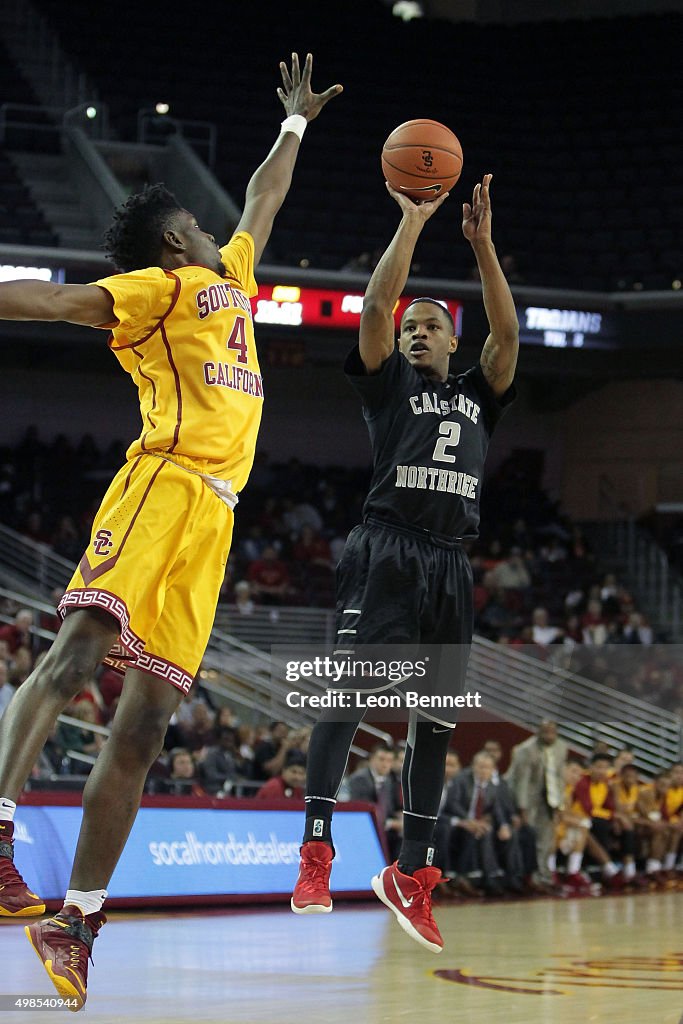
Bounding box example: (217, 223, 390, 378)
(280, 114, 307, 141)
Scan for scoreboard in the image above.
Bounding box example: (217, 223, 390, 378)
(252, 284, 463, 334)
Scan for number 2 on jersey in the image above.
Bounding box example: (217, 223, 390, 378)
(226, 316, 248, 364)
(432, 421, 461, 463)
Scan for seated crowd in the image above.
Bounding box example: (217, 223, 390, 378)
(2, 634, 681, 903)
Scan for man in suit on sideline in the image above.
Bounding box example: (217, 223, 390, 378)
(445, 750, 508, 896)
(432, 750, 462, 887)
(344, 744, 403, 860)
(505, 720, 567, 887)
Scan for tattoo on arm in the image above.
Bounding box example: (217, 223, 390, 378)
(480, 338, 508, 386)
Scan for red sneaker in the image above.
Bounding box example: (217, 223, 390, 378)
(291, 841, 334, 914)
(603, 870, 626, 892)
(564, 872, 594, 896)
(371, 862, 443, 953)
(0, 828, 46, 917)
(25, 905, 106, 1011)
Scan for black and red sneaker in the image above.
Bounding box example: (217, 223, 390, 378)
(25, 905, 106, 1012)
(371, 862, 443, 953)
(291, 841, 334, 914)
(0, 823, 45, 917)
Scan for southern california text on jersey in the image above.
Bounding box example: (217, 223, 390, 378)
(94, 231, 262, 493)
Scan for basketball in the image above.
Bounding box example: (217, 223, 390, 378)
(381, 119, 463, 201)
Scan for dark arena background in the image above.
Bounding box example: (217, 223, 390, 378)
(0, 1, 682, 1021)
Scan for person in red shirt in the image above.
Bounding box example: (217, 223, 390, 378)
(0, 610, 33, 655)
(573, 753, 632, 887)
(247, 546, 290, 604)
(292, 525, 333, 569)
(256, 752, 306, 800)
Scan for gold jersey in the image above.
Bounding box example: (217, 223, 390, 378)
(93, 232, 261, 493)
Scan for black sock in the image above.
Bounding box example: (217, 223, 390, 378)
(301, 708, 364, 848)
(303, 802, 334, 847)
(398, 839, 437, 876)
(398, 715, 454, 875)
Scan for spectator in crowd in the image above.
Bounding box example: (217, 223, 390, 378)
(173, 678, 213, 732)
(623, 612, 654, 644)
(344, 745, 403, 861)
(247, 546, 291, 604)
(506, 720, 567, 889)
(0, 609, 33, 655)
(214, 706, 239, 730)
(581, 599, 608, 645)
(97, 667, 124, 717)
(252, 721, 291, 781)
(199, 727, 240, 796)
(233, 580, 256, 615)
(292, 525, 333, 570)
(446, 751, 506, 897)
(485, 548, 531, 594)
(256, 751, 306, 800)
(162, 748, 206, 797)
(433, 750, 463, 893)
(531, 608, 561, 648)
(483, 738, 538, 891)
(7, 648, 33, 693)
(236, 724, 256, 766)
(178, 701, 215, 754)
(55, 702, 106, 771)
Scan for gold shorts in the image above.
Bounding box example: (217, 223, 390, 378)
(58, 454, 233, 693)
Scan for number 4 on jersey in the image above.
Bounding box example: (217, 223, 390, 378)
(226, 316, 248, 364)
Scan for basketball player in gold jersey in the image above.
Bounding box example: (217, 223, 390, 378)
(0, 53, 341, 1009)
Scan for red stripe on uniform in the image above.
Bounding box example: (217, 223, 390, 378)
(160, 320, 183, 451)
(78, 460, 167, 584)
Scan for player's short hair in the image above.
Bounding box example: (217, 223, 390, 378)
(591, 752, 613, 765)
(103, 183, 183, 272)
(401, 297, 455, 333)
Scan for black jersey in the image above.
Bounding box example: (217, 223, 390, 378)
(345, 345, 515, 539)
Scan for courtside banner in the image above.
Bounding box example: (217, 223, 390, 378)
(13, 800, 385, 903)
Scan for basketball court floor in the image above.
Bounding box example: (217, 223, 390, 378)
(2, 892, 682, 1023)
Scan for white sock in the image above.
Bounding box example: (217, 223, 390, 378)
(568, 851, 583, 875)
(646, 858, 662, 873)
(664, 852, 676, 870)
(0, 798, 17, 823)
(602, 861, 618, 877)
(63, 889, 108, 916)
(547, 854, 557, 872)
(624, 860, 636, 879)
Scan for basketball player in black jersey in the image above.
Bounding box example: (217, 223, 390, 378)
(291, 173, 519, 952)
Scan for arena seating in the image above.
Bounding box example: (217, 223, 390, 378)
(0, 39, 59, 245)
(14, 2, 683, 289)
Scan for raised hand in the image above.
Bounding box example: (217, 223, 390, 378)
(462, 173, 493, 244)
(385, 180, 450, 221)
(277, 52, 343, 122)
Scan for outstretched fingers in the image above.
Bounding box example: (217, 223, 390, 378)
(279, 60, 293, 94)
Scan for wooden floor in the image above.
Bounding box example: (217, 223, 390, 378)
(2, 892, 682, 1023)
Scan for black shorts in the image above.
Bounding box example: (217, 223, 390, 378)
(331, 516, 474, 723)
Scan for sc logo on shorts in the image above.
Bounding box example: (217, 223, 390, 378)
(93, 529, 114, 555)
